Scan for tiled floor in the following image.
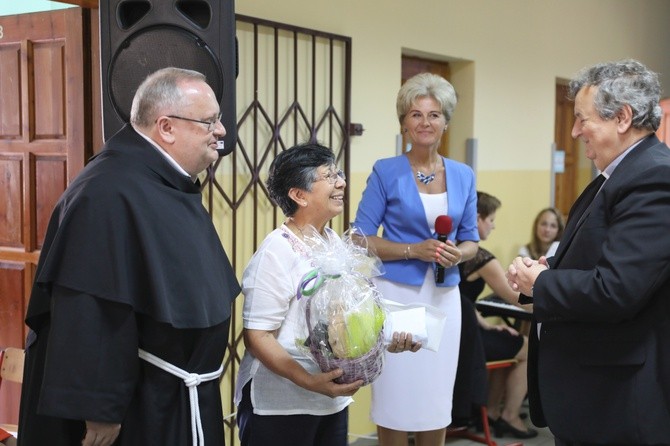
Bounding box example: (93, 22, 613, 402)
(349, 420, 555, 446)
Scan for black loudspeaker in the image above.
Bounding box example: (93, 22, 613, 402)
(100, 0, 236, 155)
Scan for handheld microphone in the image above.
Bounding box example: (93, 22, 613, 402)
(434, 215, 453, 284)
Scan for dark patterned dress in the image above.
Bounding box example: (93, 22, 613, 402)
(459, 247, 524, 360)
(451, 248, 523, 423)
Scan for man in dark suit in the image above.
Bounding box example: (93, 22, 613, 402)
(507, 59, 670, 445)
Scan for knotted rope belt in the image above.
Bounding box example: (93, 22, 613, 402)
(138, 349, 223, 446)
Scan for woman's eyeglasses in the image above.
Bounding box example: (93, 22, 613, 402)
(318, 169, 346, 184)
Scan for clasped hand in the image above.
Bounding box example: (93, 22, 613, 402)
(506, 256, 549, 297)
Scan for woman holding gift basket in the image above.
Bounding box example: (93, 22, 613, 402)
(234, 142, 417, 446)
(354, 73, 479, 446)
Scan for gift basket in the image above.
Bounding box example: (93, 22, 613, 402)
(295, 227, 386, 385)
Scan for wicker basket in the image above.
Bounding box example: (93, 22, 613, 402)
(305, 296, 385, 385)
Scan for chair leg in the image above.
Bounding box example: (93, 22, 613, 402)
(444, 406, 498, 446)
(480, 406, 497, 446)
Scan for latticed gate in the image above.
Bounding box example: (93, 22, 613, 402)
(199, 14, 352, 444)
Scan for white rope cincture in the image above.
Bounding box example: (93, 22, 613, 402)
(138, 349, 223, 446)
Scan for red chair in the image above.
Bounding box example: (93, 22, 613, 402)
(445, 359, 523, 446)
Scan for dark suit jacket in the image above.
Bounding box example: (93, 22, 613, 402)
(527, 134, 670, 445)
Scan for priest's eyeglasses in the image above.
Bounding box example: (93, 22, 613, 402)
(318, 169, 346, 184)
(167, 113, 222, 132)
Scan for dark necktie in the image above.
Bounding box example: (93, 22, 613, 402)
(545, 173, 606, 279)
(565, 174, 606, 234)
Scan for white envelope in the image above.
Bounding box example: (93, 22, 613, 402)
(381, 299, 448, 352)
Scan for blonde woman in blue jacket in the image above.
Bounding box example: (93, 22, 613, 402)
(354, 73, 479, 446)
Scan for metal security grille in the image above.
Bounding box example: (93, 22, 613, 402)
(199, 15, 352, 444)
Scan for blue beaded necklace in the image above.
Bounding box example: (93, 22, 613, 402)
(414, 158, 438, 185)
(416, 170, 436, 185)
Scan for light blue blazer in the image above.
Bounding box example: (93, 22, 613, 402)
(353, 155, 479, 287)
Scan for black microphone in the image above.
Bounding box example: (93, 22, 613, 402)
(434, 215, 453, 284)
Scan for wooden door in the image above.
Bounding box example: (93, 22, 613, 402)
(401, 56, 451, 157)
(554, 84, 578, 217)
(0, 7, 89, 426)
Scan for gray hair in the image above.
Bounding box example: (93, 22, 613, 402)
(130, 67, 207, 129)
(568, 59, 662, 131)
(396, 73, 458, 125)
(267, 142, 336, 217)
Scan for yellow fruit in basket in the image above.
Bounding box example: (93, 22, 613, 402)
(328, 303, 385, 359)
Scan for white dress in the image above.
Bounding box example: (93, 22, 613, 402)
(370, 193, 462, 431)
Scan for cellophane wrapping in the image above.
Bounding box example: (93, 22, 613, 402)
(295, 227, 387, 385)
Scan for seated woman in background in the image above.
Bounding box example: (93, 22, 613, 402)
(457, 191, 537, 439)
(518, 207, 565, 259)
